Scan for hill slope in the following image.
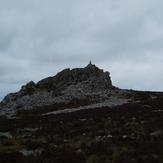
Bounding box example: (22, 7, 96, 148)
(0, 64, 163, 163)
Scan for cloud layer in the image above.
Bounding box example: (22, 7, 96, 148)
(0, 0, 163, 99)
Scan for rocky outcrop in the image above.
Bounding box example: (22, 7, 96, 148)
(1, 81, 37, 106)
(0, 63, 122, 116)
(37, 63, 112, 91)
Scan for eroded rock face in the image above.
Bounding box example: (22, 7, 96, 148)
(0, 63, 115, 114)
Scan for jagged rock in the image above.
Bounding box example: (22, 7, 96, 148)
(1, 81, 36, 106)
(0, 63, 122, 117)
(20, 81, 36, 95)
(1, 93, 17, 106)
(37, 63, 112, 91)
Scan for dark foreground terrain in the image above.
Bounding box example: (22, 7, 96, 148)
(0, 91, 163, 163)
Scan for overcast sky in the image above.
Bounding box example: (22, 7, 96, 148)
(0, 0, 163, 100)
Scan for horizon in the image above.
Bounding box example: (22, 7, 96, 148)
(1, 62, 163, 101)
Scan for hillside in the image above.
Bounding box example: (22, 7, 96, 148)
(0, 63, 163, 163)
